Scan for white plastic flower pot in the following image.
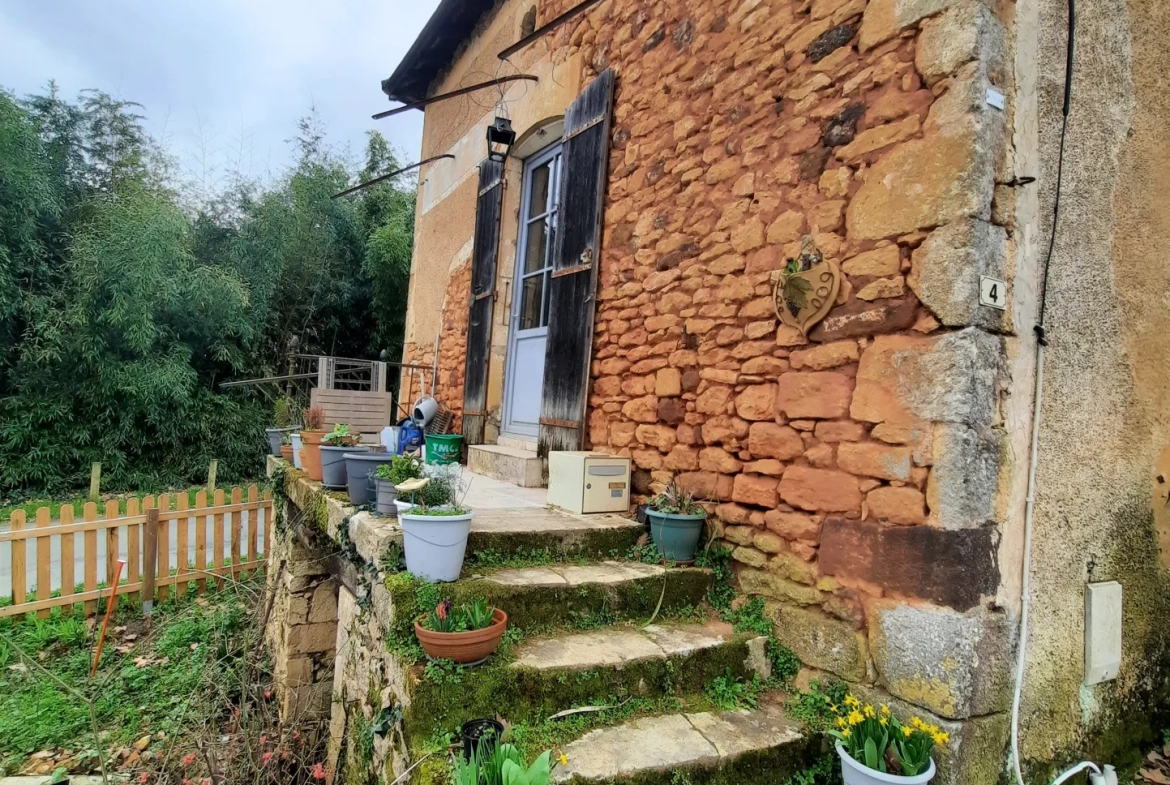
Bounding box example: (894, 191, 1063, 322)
(399, 510, 473, 583)
(394, 498, 413, 516)
(291, 433, 304, 471)
(837, 744, 935, 785)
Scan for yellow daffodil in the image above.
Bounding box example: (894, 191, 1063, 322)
(879, 717, 888, 726)
(902, 726, 913, 738)
(848, 710, 864, 726)
(837, 717, 847, 729)
(934, 731, 950, 745)
(842, 729, 852, 739)
(881, 704, 890, 716)
(911, 717, 924, 730)
(863, 704, 876, 719)
(558, 753, 570, 767)
(829, 703, 839, 714)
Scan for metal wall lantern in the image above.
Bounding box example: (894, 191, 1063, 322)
(487, 117, 516, 162)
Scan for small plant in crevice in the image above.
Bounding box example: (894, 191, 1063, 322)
(787, 679, 849, 732)
(767, 637, 801, 683)
(424, 658, 465, 685)
(722, 595, 771, 636)
(705, 669, 765, 710)
(694, 545, 734, 610)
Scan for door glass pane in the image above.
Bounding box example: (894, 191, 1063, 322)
(519, 273, 544, 330)
(528, 161, 552, 219)
(524, 218, 547, 274)
(540, 269, 552, 328)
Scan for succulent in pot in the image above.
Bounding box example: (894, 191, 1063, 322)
(373, 455, 423, 517)
(414, 598, 506, 664)
(397, 464, 472, 582)
(320, 424, 368, 489)
(265, 398, 295, 457)
(299, 405, 328, 481)
(646, 479, 707, 563)
(830, 694, 943, 785)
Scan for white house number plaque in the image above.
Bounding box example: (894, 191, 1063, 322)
(979, 276, 1008, 310)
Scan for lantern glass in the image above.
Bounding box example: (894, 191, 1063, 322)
(487, 117, 516, 162)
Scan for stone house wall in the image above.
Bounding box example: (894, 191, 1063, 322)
(392, 0, 1169, 776)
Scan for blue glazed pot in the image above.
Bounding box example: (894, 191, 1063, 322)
(647, 510, 707, 563)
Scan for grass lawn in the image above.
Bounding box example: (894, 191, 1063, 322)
(0, 573, 329, 783)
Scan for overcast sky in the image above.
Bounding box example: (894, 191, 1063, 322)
(0, 0, 439, 192)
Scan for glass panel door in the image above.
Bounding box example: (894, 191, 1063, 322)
(502, 143, 562, 439)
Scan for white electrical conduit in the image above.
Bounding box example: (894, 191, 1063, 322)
(1010, 336, 1118, 785)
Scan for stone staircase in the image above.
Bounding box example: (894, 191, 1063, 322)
(381, 505, 816, 784)
(467, 435, 544, 487)
(270, 460, 818, 785)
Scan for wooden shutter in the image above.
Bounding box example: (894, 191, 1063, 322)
(462, 158, 504, 445)
(538, 69, 616, 457)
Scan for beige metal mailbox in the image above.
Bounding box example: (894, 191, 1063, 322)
(547, 451, 631, 514)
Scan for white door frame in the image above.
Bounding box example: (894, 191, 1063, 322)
(501, 141, 563, 439)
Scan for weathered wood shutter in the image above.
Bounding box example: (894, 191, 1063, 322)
(537, 69, 616, 458)
(462, 158, 504, 445)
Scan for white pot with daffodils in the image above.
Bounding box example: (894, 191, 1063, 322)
(830, 694, 947, 785)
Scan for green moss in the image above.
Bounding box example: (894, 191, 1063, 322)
(403, 628, 759, 740)
(464, 526, 642, 562)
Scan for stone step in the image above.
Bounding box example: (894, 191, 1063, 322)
(497, 434, 539, 452)
(448, 561, 712, 630)
(467, 443, 544, 488)
(405, 620, 765, 740)
(552, 698, 817, 784)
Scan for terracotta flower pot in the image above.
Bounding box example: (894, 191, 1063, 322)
(280, 443, 294, 462)
(414, 608, 508, 665)
(300, 430, 326, 481)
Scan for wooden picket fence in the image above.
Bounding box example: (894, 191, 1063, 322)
(0, 485, 273, 619)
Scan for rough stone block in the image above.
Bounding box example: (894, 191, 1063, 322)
(928, 423, 1001, 529)
(748, 423, 805, 460)
(732, 473, 780, 507)
(789, 341, 859, 371)
(869, 602, 1012, 719)
(739, 568, 824, 606)
(866, 485, 927, 524)
(808, 296, 918, 341)
(859, 0, 982, 51)
(818, 517, 997, 609)
(735, 383, 778, 421)
(776, 371, 854, 419)
(837, 441, 913, 481)
(288, 622, 339, 656)
(851, 684, 1010, 785)
(846, 71, 1003, 240)
(909, 219, 1008, 329)
(765, 602, 868, 681)
(915, 0, 1006, 85)
(310, 579, 339, 623)
(850, 329, 1002, 428)
(764, 510, 822, 541)
(779, 466, 862, 513)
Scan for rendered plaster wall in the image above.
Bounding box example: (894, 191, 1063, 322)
(1013, 0, 1170, 774)
(397, 0, 581, 428)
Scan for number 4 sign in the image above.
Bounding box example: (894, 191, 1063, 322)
(980, 276, 1008, 310)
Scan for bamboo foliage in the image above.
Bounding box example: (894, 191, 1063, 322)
(1, 486, 272, 618)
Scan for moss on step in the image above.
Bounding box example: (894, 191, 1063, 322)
(465, 525, 642, 562)
(403, 630, 760, 740)
(580, 735, 824, 785)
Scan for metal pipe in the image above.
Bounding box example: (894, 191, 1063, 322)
(373, 75, 538, 119)
(332, 155, 454, 199)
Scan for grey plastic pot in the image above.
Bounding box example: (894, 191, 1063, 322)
(344, 451, 395, 505)
(647, 510, 707, 563)
(320, 444, 369, 489)
(375, 479, 399, 517)
(265, 427, 293, 457)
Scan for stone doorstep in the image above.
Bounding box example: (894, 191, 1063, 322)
(348, 507, 643, 566)
(512, 619, 753, 671)
(552, 699, 804, 783)
(467, 443, 544, 488)
(483, 560, 669, 587)
(496, 434, 539, 452)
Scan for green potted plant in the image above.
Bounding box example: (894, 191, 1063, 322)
(830, 694, 943, 785)
(279, 432, 295, 462)
(397, 464, 472, 582)
(374, 455, 423, 517)
(266, 398, 295, 457)
(414, 598, 507, 664)
(646, 479, 707, 563)
(320, 424, 369, 489)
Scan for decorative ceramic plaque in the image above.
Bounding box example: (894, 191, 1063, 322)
(770, 235, 841, 335)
